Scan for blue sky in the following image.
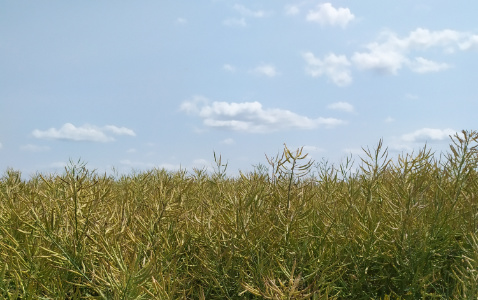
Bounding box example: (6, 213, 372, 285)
(1, 1, 477, 177)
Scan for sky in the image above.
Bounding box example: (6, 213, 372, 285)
(1, 1, 478, 178)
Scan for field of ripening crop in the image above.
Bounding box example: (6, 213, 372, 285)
(1, 130, 478, 299)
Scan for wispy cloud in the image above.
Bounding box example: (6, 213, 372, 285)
(327, 102, 354, 113)
(0, 142, 2, 150)
(459, 35, 478, 50)
(180, 96, 345, 133)
(223, 64, 236, 72)
(284, 5, 300, 16)
(224, 4, 270, 27)
(306, 3, 355, 28)
(233, 4, 268, 18)
(401, 128, 456, 143)
(303, 28, 478, 85)
(32, 123, 136, 142)
(251, 63, 280, 77)
(352, 28, 476, 75)
(409, 57, 451, 73)
(303, 52, 352, 86)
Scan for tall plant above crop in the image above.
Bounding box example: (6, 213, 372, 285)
(266, 144, 314, 211)
(444, 130, 478, 201)
(265, 144, 315, 250)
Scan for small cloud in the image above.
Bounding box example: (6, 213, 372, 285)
(408, 57, 451, 73)
(223, 17, 247, 27)
(20, 144, 50, 152)
(180, 95, 209, 114)
(180, 96, 345, 133)
(252, 63, 280, 77)
(223, 64, 236, 72)
(306, 3, 355, 28)
(126, 148, 137, 153)
(303, 52, 352, 86)
(401, 128, 456, 143)
(327, 101, 354, 113)
(225, 4, 270, 28)
(32, 123, 136, 142)
(233, 4, 268, 18)
(221, 138, 235, 145)
(176, 17, 187, 25)
(284, 5, 300, 16)
(0, 142, 2, 149)
(103, 125, 136, 137)
(384, 116, 395, 123)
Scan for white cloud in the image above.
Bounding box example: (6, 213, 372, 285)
(103, 125, 136, 136)
(352, 44, 406, 74)
(180, 96, 345, 133)
(352, 28, 473, 75)
(180, 95, 209, 114)
(303, 52, 352, 86)
(223, 64, 236, 72)
(405, 28, 463, 50)
(401, 128, 456, 143)
(327, 102, 354, 113)
(233, 4, 268, 18)
(223, 18, 247, 27)
(20, 144, 50, 152)
(459, 35, 478, 50)
(284, 5, 300, 16)
(0, 142, 2, 149)
(306, 3, 355, 28)
(32, 123, 136, 142)
(252, 64, 279, 77)
(409, 57, 451, 73)
(224, 4, 270, 27)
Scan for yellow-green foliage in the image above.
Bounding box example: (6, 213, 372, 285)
(1, 130, 478, 299)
